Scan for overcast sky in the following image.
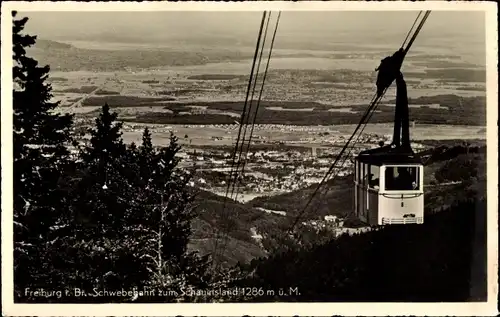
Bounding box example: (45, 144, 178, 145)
(21, 11, 484, 36)
(21, 11, 485, 51)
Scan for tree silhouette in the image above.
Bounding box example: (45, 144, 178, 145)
(138, 127, 154, 186)
(74, 103, 131, 232)
(12, 11, 74, 299)
(12, 14, 217, 303)
(131, 132, 212, 302)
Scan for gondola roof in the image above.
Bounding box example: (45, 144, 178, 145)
(356, 145, 423, 165)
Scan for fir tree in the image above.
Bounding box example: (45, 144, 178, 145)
(64, 108, 210, 302)
(141, 127, 154, 156)
(138, 127, 154, 186)
(61, 105, 151, 299)
(140, 134, 194, 260)
(75, 103, 129, 233)
(81, 103, 125, 166)
(12, 12, 74, 299)
(13, 11, 74, 233)
(132, 133, 212, 301)
(124, 141, 141, 186)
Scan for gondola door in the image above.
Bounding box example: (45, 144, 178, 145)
(365, 163, 370, 212)
(360, 162, 367, 221)
(354, 160, 358, 218)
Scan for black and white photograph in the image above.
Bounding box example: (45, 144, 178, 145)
(1, 1, 498, 316)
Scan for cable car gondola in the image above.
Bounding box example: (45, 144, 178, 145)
(354, 71, 424, 226)
(288, 11, 431, 234)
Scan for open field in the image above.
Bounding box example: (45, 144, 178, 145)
(116, 123, 486, 149)
(35, 38, 485, 105)
(38, 37, 485, 129)
(49, 64, 486, 107)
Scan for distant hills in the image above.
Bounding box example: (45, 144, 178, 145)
(28, 38, 331, 72)
(27, 38, 258, 72)
(34, 39, 75, 50)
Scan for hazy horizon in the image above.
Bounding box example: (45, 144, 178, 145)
(21, 11, 485, 54)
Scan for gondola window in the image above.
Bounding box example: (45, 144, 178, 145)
(385, 166, 420, 191)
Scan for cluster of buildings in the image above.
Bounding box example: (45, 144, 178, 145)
(250, 214, 372, 246)
(73, 118, 428, 199)
(177, 131, 428, 199)
(180, 147, 357, 195)
(300, 216, 373, 236)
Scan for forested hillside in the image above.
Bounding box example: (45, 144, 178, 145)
(236, 198, 487, 302)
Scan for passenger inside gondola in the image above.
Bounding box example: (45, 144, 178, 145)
(365, 173, 373, 187)
(385, 167, 419, 190)
(395, 167, 413, 190)
(395, 167, 414, 190)
(366, 173, 374, 187)
(368, 174, 380, 189)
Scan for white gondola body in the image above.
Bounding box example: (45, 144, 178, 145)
(354, 161, 424, 226)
